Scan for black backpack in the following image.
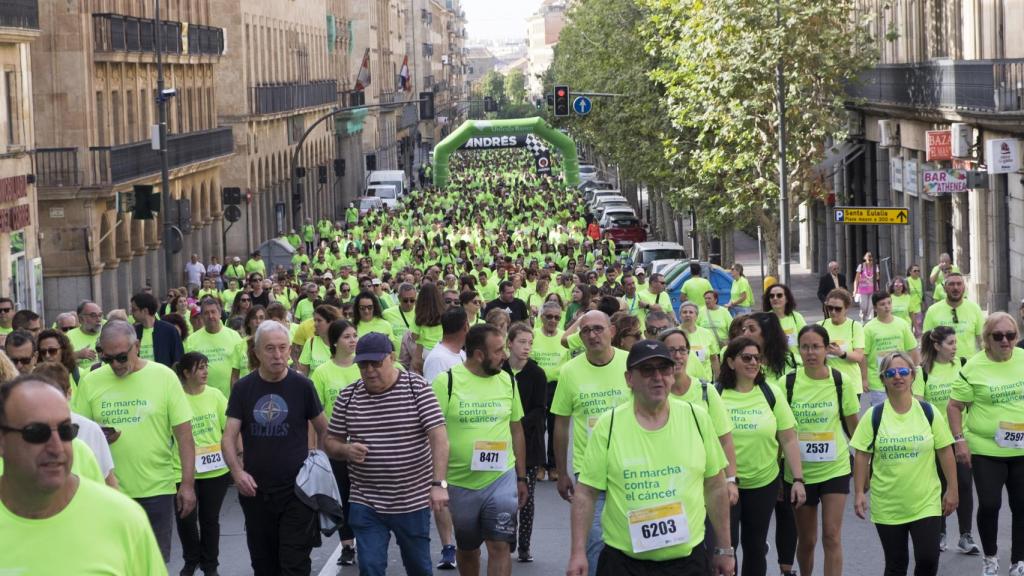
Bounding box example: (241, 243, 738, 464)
(786, 368, 852, 438)
(715, 380, 776, 411)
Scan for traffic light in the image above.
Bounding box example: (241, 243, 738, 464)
(554, 85, 569, 117)
(132, 184, 156, 220)
(419, 91, 435, 120)
(317, 165, 328, 184)
(222, 187, 242, 205)
(334, 158, 346, 177)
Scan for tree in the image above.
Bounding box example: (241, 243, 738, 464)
(639, 0, 876, 275)
(479, 70, 507, 117)
(504, 69, 528, 105)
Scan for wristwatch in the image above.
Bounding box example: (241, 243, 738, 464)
(517, 476, 529, 483)
(430, 479, 448, 489)
(713, 546, 735, 557)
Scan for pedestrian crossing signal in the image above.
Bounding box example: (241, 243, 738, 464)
(554, 86, 569, 117)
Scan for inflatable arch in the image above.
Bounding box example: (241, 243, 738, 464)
(431, 117, 580, 188)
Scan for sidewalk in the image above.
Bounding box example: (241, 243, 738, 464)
(732, 230, 824, 323)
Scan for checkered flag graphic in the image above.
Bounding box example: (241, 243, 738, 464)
(524, 134, 549, 157)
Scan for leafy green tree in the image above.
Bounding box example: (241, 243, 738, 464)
(479, 70, 507, 117)
(640, 0, 876, 274)
(504, 69, 528, 105)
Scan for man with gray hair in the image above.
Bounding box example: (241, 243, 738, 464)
(71, 320, 196, 562)
(67, 301, 103, 370)
(223, 320, 329, 575)
(55, 311, 78, 333)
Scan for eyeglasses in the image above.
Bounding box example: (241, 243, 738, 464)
(883, 367, 912, 379)
(0, 307, 12, 313)
(402, 298, 416, 304)
(826, 305, 844, 313)
(542, 314, 561, 321)
(100, 352, 131, 364)
(991, 331, 1018, 343)
(239, 297, 251, 302)
(249, 278, 262, 283)
(738, 353, 761, 363)
(0, 421, 78, 444)
(800, 344, 825, 352)
(39, 347, 61, 357)
(769, 292, 785, 299)
(579, 325, 606, 336)
(359, 304, 375, 311)
(8, 356, 32, 366)
(667, 346, 689, 355)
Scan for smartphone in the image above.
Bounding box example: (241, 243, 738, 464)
(101, 426, 117, 436)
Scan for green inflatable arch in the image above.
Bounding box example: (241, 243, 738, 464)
(432, 117, 580, 188)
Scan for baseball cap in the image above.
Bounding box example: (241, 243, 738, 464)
(232, 256, 241, 262)
(371, 278, 382, 286)
(354, 332, 394, 363)
(634, 267, 645, 275)
(322, 272, 334, 280)
(626, 340, 675, 370)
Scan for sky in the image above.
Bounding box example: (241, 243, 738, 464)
(461, 0, 546, 42)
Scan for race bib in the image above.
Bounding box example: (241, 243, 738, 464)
(628, 502, 689, 553)
(471, 441, 509, 471)
(195, 444, 226, 474)
(799, 432, 837, 462)
(996, 422, 1024, 449)
(693, 347, 706, 362)
(786, 332, 797, 347)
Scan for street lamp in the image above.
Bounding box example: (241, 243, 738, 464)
(776, 0, 790, 284)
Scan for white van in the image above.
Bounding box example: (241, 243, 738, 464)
(366, 184, 399, 209)
(367, 170, 409, 198)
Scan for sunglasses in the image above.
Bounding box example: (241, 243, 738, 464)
(769, 292, 785, 299)
(9, 356, 33, 366)
(100, 352, 131, 364)
(542, 314, 561, 321)
(240, 297, 251, 302)
(991, 331, 1018, 343)
(0, 421, 79, 444)
(401, 298, 416, 304)
(0, 307, 12, 313)
(249, 278, 262, 283)
(359, 304, 375, 311)
(951, 308, 959, 324)
(738, 353, 761, 363)
(39, 347, 61, 357)
(883, 367, 912, 379)
(826, 305, 844, 313)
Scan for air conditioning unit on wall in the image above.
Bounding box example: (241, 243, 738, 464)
(951, 123, 973, 157)
(879, 120, 899, 147)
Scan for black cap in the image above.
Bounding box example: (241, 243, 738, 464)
(626, 339, 675, 370)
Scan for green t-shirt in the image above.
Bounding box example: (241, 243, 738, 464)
(889, 293, 918, 326)
(682, 277, 713, 308)
(299, 336, 332, 374)
(671, 380, 734, 438)
(579, 398, 727, 561)
(907, 276, 924, 307)
(138, 327, 154, 361)
(0, 477, 166, 575)
(231, 337, 251, 374)
(863, 317, 917, 392)
(66, 327, 100, 370)
(531, 328, 567, 382)
(922, 300, 985, 358)
(820, 318, 865, 393)
(244, 258, 266, 275)
(356, 317, 394, 340)
(920, 360, 963, 416)
(722, 385, 796, 488)
(295, 299, 315, 323)
(950, 348, 1024, 457)
(431, 363, 524, 490)
(185, 327, 243, 399)
(312, 360, 362, 420)
(684, 326, 719, 378)
(778, 312, 807, 362)
(173, 387, 229, 481)
(697, 306, 732, 346)
(413, 323, 443, 352)
(551, 349, 631, 474)
(849, 400, 953, 525)
(730, 276, 754, 307)
(786, 368, 860, 484)
(72, 361, 193, 498)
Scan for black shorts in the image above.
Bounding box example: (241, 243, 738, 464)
(596, 545, 707, 576)
(784, 474, 850, 507)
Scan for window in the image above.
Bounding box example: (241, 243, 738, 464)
(5, 71, 22, 147)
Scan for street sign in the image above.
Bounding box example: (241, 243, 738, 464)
(833, 206, 909, 225)
(573, 96, 592, 116)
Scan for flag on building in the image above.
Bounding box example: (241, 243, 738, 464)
(355, 48, 371, 91)
(399, 55, 411, 92)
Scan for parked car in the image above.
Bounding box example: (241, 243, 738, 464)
(579, 164, 599, 182)
(594, 201, 633, 221)
(357, 196, 384, 215)
(578, 180, 614, 192)
(601, 213, 647, 247)
(366, 184, 399, 209)
(626, 241, 688, 272)
(588, 190, 623, 210)
(599, 207, 637, 227)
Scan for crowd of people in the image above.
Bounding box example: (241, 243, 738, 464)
(1, 148, 1023, 576)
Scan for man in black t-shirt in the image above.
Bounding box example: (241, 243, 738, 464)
(482, 280, 530, 322)
(224, 321, 328, 575)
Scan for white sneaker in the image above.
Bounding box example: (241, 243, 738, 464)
(960, 533, 981, 555)
(1009, 561, 1024, 576)
(982, 555, 998, 576)
(939, 532, 947, 552)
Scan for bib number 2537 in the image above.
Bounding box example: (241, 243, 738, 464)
(799, 432, 837, 462)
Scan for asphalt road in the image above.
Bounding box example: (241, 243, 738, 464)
(169, 477, 1012, 575)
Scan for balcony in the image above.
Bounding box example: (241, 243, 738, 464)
(251, 80, 338, 115)
(93, 13, 225, 56)
(34, 148, 81, 187)
(89, 127, 234, 185)
(380, 91, 399, 105)
(847, 59, 1024, 113)
(0, 0, 38, 30)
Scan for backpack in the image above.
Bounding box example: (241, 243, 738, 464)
(714, 380, 776, 411)
(786, 368, 852, 438)
(607, 398, 705, 449)
(864, 400, 936, 482)
(446, 367, 517, 404)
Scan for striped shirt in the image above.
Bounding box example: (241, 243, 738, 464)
(328, 370, 445, 513)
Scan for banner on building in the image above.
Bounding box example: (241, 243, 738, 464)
(923, 169, 969, 195)
(985, 138, 1021, 174)
(354, 48, 371, 91)
(890, 157, 903, 192)
(926, 130, 952, 162)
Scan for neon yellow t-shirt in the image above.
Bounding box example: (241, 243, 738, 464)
(71, 361, 193, 498)
(923, 300, 985, 358)
(356, 317, 394, 341)
(312, 360, 362, 420)
(820, 318, 865, 393)
(785, 368, 860, 484)
(777, 312, 806, 362)
(684, 326, 719, 377)
(66, 328, 100, 371)
(889, 293, 918, 326)
(579, 398, 727, 561)
(0, 478, 166, 575)
(530, 328, 567, 382)
(551, 348, 630, 474)
(920, 360, 962, 416)
(185, 327, 243, 398)
(413, 323, 443, 352)
(682, 277, 713, 308)
(431, 363, 524, 490)
(697, 306, 732, 346)
(299, 336, 332, 374)
(849, 400, 953, 525)
(730, 276, 754, 307)
(722, 385, 795, 488)
(138, 327, 154, 361)
(671, 380, 734, 438)
(863, 317, 917, 392)
(173, 386, 229, 481)
(950, 348, 1024, 457)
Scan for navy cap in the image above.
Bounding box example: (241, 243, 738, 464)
(354, 332, 394, 363)
(626, 339, 675, 370)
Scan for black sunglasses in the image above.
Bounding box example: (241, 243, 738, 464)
(0, 421, 79, 444)
(991, 331, 1018, 343)
(100, 352, 131, 364)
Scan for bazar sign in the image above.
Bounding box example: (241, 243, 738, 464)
(923, 169, 969, 195)
(926, 130, 952, 162)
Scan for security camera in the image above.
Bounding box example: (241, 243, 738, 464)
(161, 88, 177, 98)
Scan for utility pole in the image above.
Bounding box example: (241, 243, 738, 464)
(155, 0, 176, 293)
(776, 0, 790, 284)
